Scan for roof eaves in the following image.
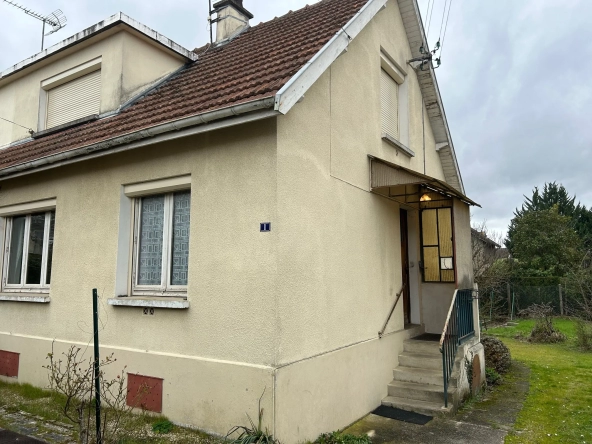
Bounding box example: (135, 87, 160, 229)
(0, 12, 198, 81)
(275, 0, 388, 114)
(397, 0, 465, 194)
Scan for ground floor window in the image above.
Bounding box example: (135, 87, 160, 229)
(2, 211, 55, 292)
(132, 190, 190, 295)
(421, 207, 455, 283)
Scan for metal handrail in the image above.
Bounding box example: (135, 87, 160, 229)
(439, 289, 476, 407)
(378, 283, 406, 338)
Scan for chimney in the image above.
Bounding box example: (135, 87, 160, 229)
(212, 0, 253, 43)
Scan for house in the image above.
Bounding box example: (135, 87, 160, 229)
(0, 0, 485, 441)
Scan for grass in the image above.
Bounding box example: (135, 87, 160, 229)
(486, 318, 592, 443)
(0, 379, 221, 444)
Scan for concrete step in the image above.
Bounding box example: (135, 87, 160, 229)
(398, 351, 442, 370)
(393, 366, 458, 387)
(381, 396, 452, 416)
(387, 380, 455, 403)
(403, 339, 441, 354)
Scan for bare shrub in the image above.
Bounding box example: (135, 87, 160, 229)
(44, 343, 148, 444)
(574, 319, 592, 351)
(519, 303, 566, 343)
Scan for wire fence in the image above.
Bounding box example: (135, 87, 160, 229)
(479, 279, 587, 321)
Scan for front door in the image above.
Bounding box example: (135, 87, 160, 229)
(400, 209, 411, 324)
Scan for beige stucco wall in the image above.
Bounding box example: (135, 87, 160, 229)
(0, 119, 278, 366)
(0, 28, 185, 147)
(0, 334, 274, 436)
(0, 0, 474, 441)
(453, 198, 473, 289)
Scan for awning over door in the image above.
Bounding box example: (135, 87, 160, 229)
(369, 156, 480, 207)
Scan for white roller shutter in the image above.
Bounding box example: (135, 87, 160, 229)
(46, 70, 101, 129)
(380, 68, 399, 140)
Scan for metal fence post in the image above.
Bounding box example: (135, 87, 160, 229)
(558, 284, 564, 316)
(507, 282, 512, 319)
(93, 288, 102, 444)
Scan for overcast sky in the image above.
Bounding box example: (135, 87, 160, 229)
(1, 0, 591, 238)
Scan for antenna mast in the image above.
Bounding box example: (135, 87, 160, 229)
(2, 0, 67, 51)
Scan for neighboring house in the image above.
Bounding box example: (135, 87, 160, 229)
(0, 0, 484, 441)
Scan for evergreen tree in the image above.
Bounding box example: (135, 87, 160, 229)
(507, 182, 592, 251)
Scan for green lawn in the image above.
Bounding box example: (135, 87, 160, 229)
(486, 319, 592, 443)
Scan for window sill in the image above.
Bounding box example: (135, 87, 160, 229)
(107, 296, 189, 309)
(0, 293, 50, 303)
(382, 134, 415, 157)
(32, 114, 99, 140)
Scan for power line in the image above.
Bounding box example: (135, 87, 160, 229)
(425, 0, 436, 42)
(0, 116, 34, 134)
(439, 0, 453, 60)
(437, 0, 449, 44)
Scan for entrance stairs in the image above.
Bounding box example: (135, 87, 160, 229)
(382, 334, 457, 416)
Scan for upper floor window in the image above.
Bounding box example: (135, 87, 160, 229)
(40, 57, 102, 131)
(381, 68, 400, 140)
(46, 70, 101, 129)
(2, 208, 56, 293)
(380, 50, 413, 156)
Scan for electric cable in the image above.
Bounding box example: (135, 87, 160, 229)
(0, 116, 34, 133)
(437, 0, 450, 44)
(425, 0, 436, 43)
(439, 0, 453, 60)
(424, 0, 433, 25)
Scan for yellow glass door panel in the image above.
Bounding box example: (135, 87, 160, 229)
(423, 246, 440, 282)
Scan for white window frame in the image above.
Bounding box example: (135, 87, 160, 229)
(124, 175, 191, 298)
(0, 200, 56, 294)
(38, 57, 102, 131)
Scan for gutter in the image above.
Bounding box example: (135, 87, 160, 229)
(0, 97, 278, 180)
(0, 0, 387, 180)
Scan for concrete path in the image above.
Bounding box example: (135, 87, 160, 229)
(345, 363, 530, 444)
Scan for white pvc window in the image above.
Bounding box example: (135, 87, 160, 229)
(132, 191, 190, 296)
(2, 211, 55, 293)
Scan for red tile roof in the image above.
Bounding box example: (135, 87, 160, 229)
(0, 0, 368, 173)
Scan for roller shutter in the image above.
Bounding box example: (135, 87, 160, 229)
(46, 70, 101, 129)
(380, 68, 399, 140)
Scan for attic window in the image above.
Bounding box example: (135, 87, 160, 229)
(40, 58, 102, 131)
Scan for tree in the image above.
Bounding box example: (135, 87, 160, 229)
(507, 182, 592, 250)
(510, 206, 582, 279)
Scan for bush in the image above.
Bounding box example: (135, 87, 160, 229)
(314, 432, 372, 444)
(575, 319, 592, 351)
(520, 304, 566, 343)
(481, 336, 512, 374)
(152, 419, 174, 434)
(485, 367, 502, 386)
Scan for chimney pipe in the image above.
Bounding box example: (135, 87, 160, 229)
(211, 0, 253, 43)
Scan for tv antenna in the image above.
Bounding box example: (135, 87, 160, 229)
(2, 1, 67, 51)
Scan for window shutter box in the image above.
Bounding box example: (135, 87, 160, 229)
(46, 70, 101, 129)
(380, 69, 399, 140)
